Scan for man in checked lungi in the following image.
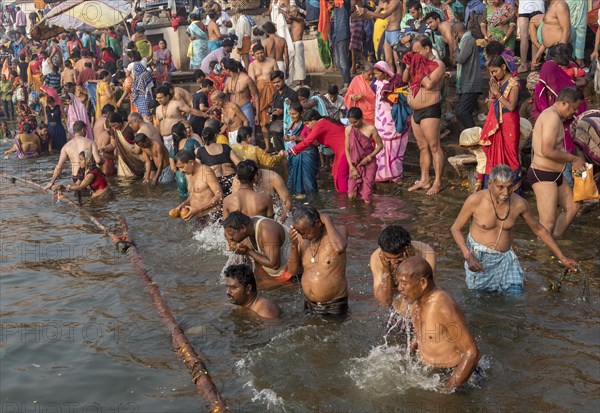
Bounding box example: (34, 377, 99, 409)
(451, 164, 579, 294)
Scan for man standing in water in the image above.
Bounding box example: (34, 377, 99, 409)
(528, 87, 586, 238)
(370, 225, 436, 312)
(396, 256, 480, 391)
(173, 150, 223, 221)
(134, 133, 173, 185)
(45, 121, 101, 189)
(451, 164, 579, 293)
(210, 91, 249, 146)
(288, 205, 349, 316)
(248, 43, 278, 151)
(404, 36, 446, 196)
(231, 165, 293, 223)
(222, 160, 274, 219)
(224, 264, 282, 319)
(155, 85, 205, 151)
(223, 211, 293, 281)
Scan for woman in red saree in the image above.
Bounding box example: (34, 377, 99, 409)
(27, 54, 42, 92)
(344, 64, 376, 125)
(480, 55, 521, 190)
(284, 109, 349, 193)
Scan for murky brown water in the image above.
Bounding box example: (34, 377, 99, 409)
(1, 146, 599, 413)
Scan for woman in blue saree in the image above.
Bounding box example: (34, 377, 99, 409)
(285, 103, 319, 195)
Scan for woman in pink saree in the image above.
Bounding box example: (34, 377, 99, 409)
(344, 63, 376, 125)
(372, 61, 409, 182)
(63, 93, 93, 140)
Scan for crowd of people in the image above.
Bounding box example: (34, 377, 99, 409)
(0, 0, 598, 393)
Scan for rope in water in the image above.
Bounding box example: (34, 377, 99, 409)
(548, 266, 591, 301)
(1, 173, 227, 413)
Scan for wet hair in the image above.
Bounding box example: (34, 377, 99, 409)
(108, 112, 123, 123)
(73, 121, 87, 134)
(236, 159, 260, 184)
(201, 79, 214, 88)
(101, 103, 116, 115)
(297, 87, 311, 99)
(488, 164, 514, 183)
(237, 126, 253, 143)
(22, 122, 32, 133)
(252, 42, 265, 53)
(193, 69, 206, 81)
(174, 149, 195, 163)
(484, 40, 504, 58)
(378, 225, 412, 254)
(263, 22, 276, 34)
(424, 11, 442, 21)
(202, 127, 217, 144)
(224, 264, 257, 293)
(292, 205, 320, 226)
(488, 55, 507, 70)
(556, 87, 584, 103)
(347, 107, 363, 120)
(270, 70, 285, 81)
(222, 211, 252, 229)
(156, 85, 172, 98)
(327, 84, 339, 95)
(398, 257, 433, 282)
(134, 133, 149, 143)
(172, 122, 187, 156)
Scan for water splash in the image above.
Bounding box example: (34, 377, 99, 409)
(192, 219, 227, 251)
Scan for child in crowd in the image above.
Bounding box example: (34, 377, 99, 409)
(325, 84, 347, 119)
(0, 120, 13, 141)
(459, 127, 487, 192)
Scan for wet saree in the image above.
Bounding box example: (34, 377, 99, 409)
(114, 128, 145, 178)
(348, 127, 377, 201)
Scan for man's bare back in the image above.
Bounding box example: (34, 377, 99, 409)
(263, 35, 287, 62)
(223, 188, 274, 219)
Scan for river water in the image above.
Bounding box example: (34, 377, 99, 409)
(1, 147, 599, 413)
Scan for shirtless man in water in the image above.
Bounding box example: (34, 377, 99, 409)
(224, 264, 282, 319)
(451, 164, 579, 293)
(528, 87, 586, 238)
(531, 0, 570, 66)
(262, 22, 289, 78)
(404, 35, 446, 196)
(173, 150, 223, 221)
(94, 104, 116, 176)
(224, 211, 293, 281)
(155, 85, 205, 151)
(288, 205, 349, 316)
(396, 257, 480, 391)
(223, 160, 274, 220)
(357, 0, 402, 72)
(134, 133, 173, 185)
(231, 166, 293, 222)
(128, 112, 162, 143)
(248, 43, 278, 150)
(210, 91, 248, 146)
(46, 121, 101, 189)
(223, 59, 260, 132)
(370, 225, 436, 313)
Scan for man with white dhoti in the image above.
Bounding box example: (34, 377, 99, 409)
(287, 7, 307, 86)
(451, 164, 578, 294)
